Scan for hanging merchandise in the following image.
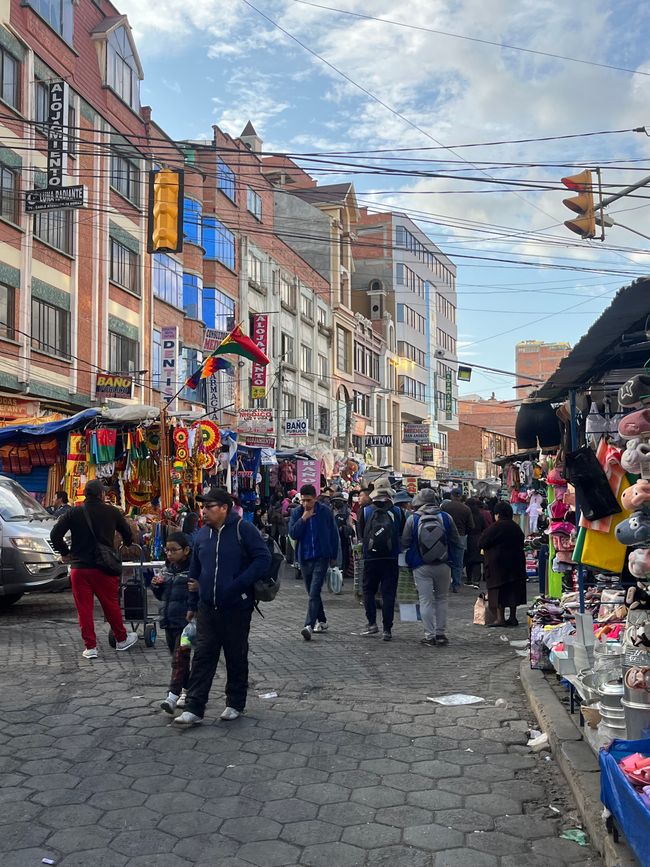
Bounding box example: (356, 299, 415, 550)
(193, 420, 220, 452)
(515, 399, 562, 450)
(565, 446, 622, 522)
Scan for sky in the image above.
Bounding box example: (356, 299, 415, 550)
(119, 0, 650, 400)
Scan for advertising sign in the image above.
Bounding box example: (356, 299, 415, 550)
(237, 409, 274, 435)
(445, 370, 453, 420)
(204, 375, 221, 421)
(419, 443, 434, 463)
(241, 434, 276, 448)
(203, 328, 225, 352)
(296, 459, 321, 495)
(95, 374, 133, 400)
(25, 186, 84, 212)
(250, 314, 269, 399)
(364, 434, 392, 448)
(402, 423, 429, 443)
(161, 326, 178, 405)
(284, 418, 308, 437)
(47, 80, 65, 188)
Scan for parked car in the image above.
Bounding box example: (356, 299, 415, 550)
(0, 475, 69, 610)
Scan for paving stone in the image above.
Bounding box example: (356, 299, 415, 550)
(465, 792, 524, 817)
(434, 848, 498, 867)
(531, 837, 599, 861)
(23, 772, 80, 791)
(47, 826, 116, 853)
(410, 760, 463, 779)
(465, 762, 515, 781)
(435, 808, 495, 831)
(297, 783, 351, 805)
(220, 816, 282, 842)
(328, 769, 381, 788)
(341, 822, 402, 848)
(276, 767, 329, 785)
(375, 804, 432, 827)
(261, 797, 319, 822)
(88, 790, 148, 810)
(0, 850, 62, 867)
(358, 758, 411, 775)
(110, 830, 178, 857)
(20, 758, 71, 775)
(239, 781, 297, 802)
(280, 819, 342, 846)
(403, 823, 464, 851)
(99, 807, 162, 831)
(467, 831, 523, 856)
(256, 751, 308, 770)
(370, 845, 433, 867)
(145, 791, 204, 814)
(76, 773, 126, 793)
(0, 822, 50, 851)
(30, 789, 90, 807)
(200, 795, 262, 819)
(222, 764, 277, 783)
(351, 785, 406, 808)
(495, 780, 545, 802)
(58, 851, 127, 867)
(318, 801, 375, 827)
(236, 840, 301, 866)
(439, 777, 492, 796)
(406, 789, 463, 811)
(496, 815, 559, 839)
(40, 804, 103, 828)
(0, 801, 42, 824)
(307, 754, 359, 772)
(301, 840, 366, 866)
(171, 832, 238, 862)
(125, 856, 188, 867)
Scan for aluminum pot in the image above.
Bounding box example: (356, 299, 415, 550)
(623, 667, 650, 706)
(598, 679, 624, 710)
(621, 699, 650, 740)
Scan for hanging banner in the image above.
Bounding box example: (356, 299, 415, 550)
(237, 409, 274, 435)
(47, 81, 65, 188)
(284, 417, 308, 437)
(205, 374, 221, 421)
(419, 443, 434, 463)
(161, 326, 179, 406)
(297, 458, 321, 495)
(445, 370, 453, 420)
(250, 314, 269, 399)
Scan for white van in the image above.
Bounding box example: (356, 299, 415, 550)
(0, 475, 69, 610)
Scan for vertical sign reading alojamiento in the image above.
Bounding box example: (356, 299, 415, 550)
(161, 326, 178, 406)
(250, 314, 269, 400)
(47, 81, 65, 188)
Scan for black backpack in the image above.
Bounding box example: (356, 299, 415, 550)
(236, 521, 282, 603)
(363, 503, 397, 557)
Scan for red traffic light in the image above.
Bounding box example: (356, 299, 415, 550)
(561, 170, 592, 193)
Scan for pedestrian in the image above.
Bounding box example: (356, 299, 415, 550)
(441, 488, 474, 593)
(357, 480, 405, 641)
(393, 488, 413, 516)
(332, 494, 354, 577)
(464, 498, 486, 585)
(479, 498, 494, 528)
(50, 480, 138, 658)
(49, 490, 72, 517)
(174, 488, 271, 726)
(478, 501, 527, 627)
(151, 532, 196, 714)
(401, 488, 460, 647)
(289, 483, 339, 641)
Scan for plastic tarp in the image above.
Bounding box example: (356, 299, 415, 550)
(0, 408, 99, 445)
(599, 737, 650, 866)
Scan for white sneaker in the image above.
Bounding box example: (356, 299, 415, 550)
(314, 622, 328, 633)
(220, 706, 241, 721)
(176, 690, 188, 709)
(173, 711, 203, 726)
(301, 626, 313, 641)
(115, 632, 138, 651)
(160, 692, 178, 715)
(82, 647, 98, 659)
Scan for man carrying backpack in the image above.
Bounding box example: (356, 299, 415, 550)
(357, 481, 404, 641)
(401, 488, 461, 647)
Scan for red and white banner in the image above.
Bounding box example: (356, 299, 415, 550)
(250, 314, 269, 399)
(296, 459, 321, 495)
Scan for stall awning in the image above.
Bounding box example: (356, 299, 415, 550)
(533, 277, 650, 401)
(0, 408, 99, 445)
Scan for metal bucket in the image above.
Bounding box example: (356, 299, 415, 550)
(621, 699, 650, 740)
(598, 679, 624, 710)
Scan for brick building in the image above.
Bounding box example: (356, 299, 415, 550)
(448, 421, 517, 478)
(458, 394, 519, 438)
(516, 340, 571, 397)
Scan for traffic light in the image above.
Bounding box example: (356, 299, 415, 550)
(561, 170, 596, 239)
(147, 169, 184, 253)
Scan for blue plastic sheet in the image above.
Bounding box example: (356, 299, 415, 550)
(599, 737, 650, 867)
(0, 408, 98, 445)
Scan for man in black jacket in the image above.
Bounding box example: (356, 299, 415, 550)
(50, 480, 138, 659)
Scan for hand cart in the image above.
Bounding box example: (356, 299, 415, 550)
(107, 546, 165, 648)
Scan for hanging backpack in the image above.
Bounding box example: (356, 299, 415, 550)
(415, 511, 450, 565)
(236, 520, 282, 603)
(363, 503, 397, 557)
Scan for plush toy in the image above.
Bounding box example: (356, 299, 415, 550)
(628, 548, 650, 580)
(625, 581, 650, 610)
(622, 480, 650, 511)
(621, 438, 650, 474)
(616, 511, 650, 546)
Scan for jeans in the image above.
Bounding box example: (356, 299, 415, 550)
(413, 563, 451, 638)
(165, 627, 191, 696)
(186, 604, 252, 717)
(363, 558, 398, 632)
(451, 536, 467, 588)
(302, 558, 329, 628)
(70, 568, 127, 649)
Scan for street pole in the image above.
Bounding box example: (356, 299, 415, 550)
(600, 172, 650, 208)
(343, 396, 354, 456)
(275, 358, 283, 448)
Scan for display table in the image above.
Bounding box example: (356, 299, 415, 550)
(599, 737, 650, 866)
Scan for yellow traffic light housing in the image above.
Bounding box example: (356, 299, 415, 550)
(561, 170, 596, 239)
(147, 169, 184, 253)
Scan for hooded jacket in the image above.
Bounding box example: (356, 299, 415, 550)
(151, 557, 192, 629)
(187, 512, 271, 612)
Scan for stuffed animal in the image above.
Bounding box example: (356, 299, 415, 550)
(628, 548, 650, 580)
(616, 511, 650, 546)
(622, 480, 650, 511)
(621, 438, 650, 474)
(626, 581, 650, 610)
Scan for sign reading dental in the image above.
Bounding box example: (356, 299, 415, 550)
(250, 314, 269, 400)
(161, 326, 179, 406)
(95, 374, 133, 400)
(284, 417, 308, 437)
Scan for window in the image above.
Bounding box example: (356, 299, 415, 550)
(25, 0, 74, 42)
(301, 400, 314, 430)
(354, 341, 365, 376)
(317, 306, 328, 327)
(282, 391, 296, 418)
(202, 217, 235, 270)
(152, 328, 162, 390)
(318, 354, 328, 381)
(109, 330, 139, 373)
(183, 198, 201, 246)
(0, 163, 18, 224)
(318, 406, 329, 435)
(34, 207, 73, 254)
(152, 253, 182, 307)
(336, 326, 350, 373)
(107, 26, 140, 109)
(353, 390, 371, 417)
(217, 158, 236, 202)
(67, 103, 76, 158)
(396, 303, 425, 334)
(248, 254, 263, 286)
(300, 344, 312, 373)
(110, 239, 140, 295)
(34, 79, 48, 133)
(110, 151, 140, 205)
(203, 288, 235, 332)
(0, 46, 19, 109)
(398, 341, 426, 368)
(31, 298, 69, 357)
(281, 332, 294, 365)
(436, 328, 456, 354)
(182, 273, 203, 320)
(280, 277, 296, 309)
(436, 292, 456, 323)
(247, 187, 262, 220)
(0, 283, 15, 339)
(438, 431, 448, 451)
(399, 376, 426, 402)
(300, 294, 313, 321)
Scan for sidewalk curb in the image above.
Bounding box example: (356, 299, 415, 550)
(520, 662, 639, 867)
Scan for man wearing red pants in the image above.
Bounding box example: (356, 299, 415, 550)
(50, 480, 138, 658)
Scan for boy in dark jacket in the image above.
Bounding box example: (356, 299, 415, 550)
(151, 532, 194, 714)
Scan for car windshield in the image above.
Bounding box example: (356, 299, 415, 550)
(0, 478, 51, 520)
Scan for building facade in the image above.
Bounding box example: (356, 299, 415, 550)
(448, 421, 517, 478)
(516, 340, 571, 397)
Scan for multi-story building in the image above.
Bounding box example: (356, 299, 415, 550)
(448, 422, 517, 478)
(516, 340, 571, 397)
(352, 209, 458, 474)
(458, 394, 519, 439)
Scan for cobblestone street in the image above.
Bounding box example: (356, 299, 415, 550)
(0, 574, 603, 867)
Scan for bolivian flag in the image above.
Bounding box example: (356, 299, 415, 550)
(200, 355, 233, 379)
(213, 325, 270, 366)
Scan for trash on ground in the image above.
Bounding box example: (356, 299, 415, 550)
(465, 748, 474, 753)
(509, 639, 529, 648)
(515, 650, 529, 657)
(499, 635, 509, 642)
(549, 804, 561, 814)
(427, 694, 485, 706)
(544, 755, 552, 762)
(560, 829, 588, 846)
(529, 729, 542, 739)
(258, 691, 278, 699)
(495, 699, 508, 708)
(42, 860, 56, 865)
(527, 732, 550, 752)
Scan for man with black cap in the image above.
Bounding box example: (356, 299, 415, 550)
(174, 487, 271, 725)
(50, 481, 137, 658)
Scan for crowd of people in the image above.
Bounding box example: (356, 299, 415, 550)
(49, 479, 527, 725)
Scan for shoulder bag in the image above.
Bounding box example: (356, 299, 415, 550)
(82, 505, 123, 576)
